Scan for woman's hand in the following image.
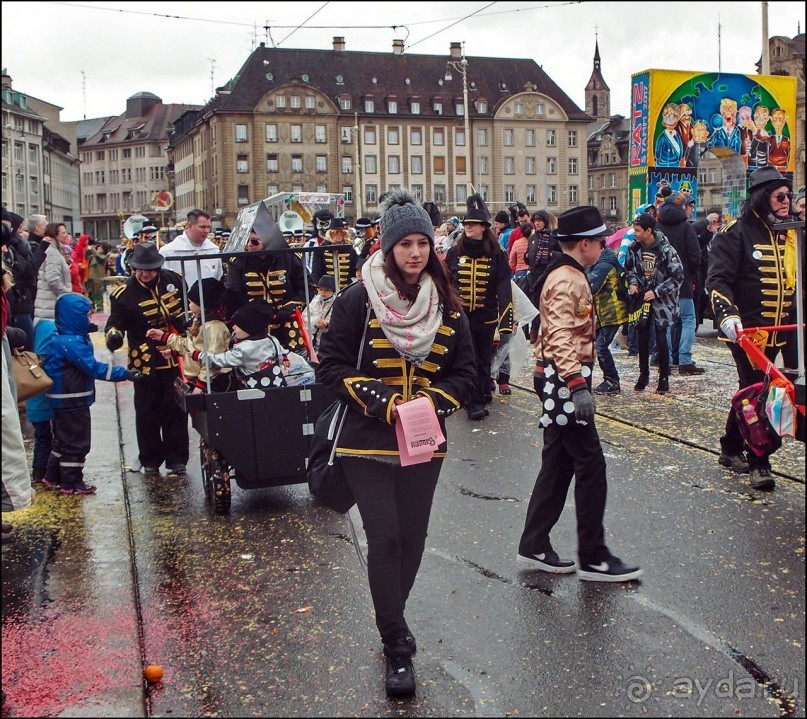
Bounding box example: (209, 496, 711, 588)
(390, 397, 404, 423)
(145, 328, 162, 340)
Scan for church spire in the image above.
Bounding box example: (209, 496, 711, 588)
(585, 33, 610, 121)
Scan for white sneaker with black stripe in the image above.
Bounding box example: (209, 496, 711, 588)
(577, 556, 642, 582)
(516, 551, 576, 574)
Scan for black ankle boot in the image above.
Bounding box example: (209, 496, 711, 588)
(384, 640, 416, 697)
(634, 374, 649, 391)
(656, 376, 669, 394)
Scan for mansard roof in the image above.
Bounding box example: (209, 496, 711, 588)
(82, 101, 202, 148)
(201, 43, 589, 121)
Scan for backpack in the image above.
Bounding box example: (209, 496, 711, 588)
(730, 380, 782, 457)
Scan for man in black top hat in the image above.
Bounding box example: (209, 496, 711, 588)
(706, 166, 796, 491)
(105, 242, 189, 476)
(517, 206, 642, 583)
(311, 216, 356, 289)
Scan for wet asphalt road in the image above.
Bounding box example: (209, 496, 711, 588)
(2, 331, 805, 718)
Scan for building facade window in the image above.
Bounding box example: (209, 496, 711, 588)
(365, 98, 375, 113)
(568, 130, 578, 147)
(525, 157, 536, 174)
(505, 185, 515, 203)
(235, 124, 248, 142)
(316, 155, 327, 172)
(547, 157, 556, 174)
(525, 129, 535, 146)
(236, 155, 248, 173)
(306, 95, 316, 109)
(411, 101, 421, 115)
(365, 155, 377, 174)
(515, 102, 524, 115)
(477, 100, 487, 113)
(434, 184, 445, 203)
(547, 129, 556, 146)
(315, 125, 327, 143)
(548, 185, 557, 204)
(388, 99, 398, 114)
(341, 156, 352, 174)
(364, 127, 376, 145)
(480, 183, 488, 200)
(410, 128, 422, 145)
(569, 185, 578, 204)
(610, 173, 616, 188)
(339, 97, 351, 110)
(290, 95, 301, 109)
(610, 196, 617, 211)
(536, 102, 545, 115)
(238, 185, 249, 205)
(275, 95, 286, 108)
(388, 155, 400, 174)
(433, 156, 445, 173)
(291, 125, 302, 142)
(503, 128, 514, 146)
(479, 156, 489, 175)
(266, 154, 278, 172)
(456, 157, 466, 174)
(265, 123, 278, 142)
(504, 157, 515, 174)
(569, 157, 578, 174)
(342, 185, 353, 201)
(387, 127, 399, 145)
(433, 101, 443, 115)
(433, 129, 445, 145)
(291, 155, 303, 172)
(456, 102, 464, 117)
(455, 129, 466, 146)
(411, 155, 423, 174)
(366, 184, 377, 204)
(456, 185, 467, 203)
(477, 128, 488, 146)
(526, 185, 536, 203)
(411, 184, 423, 201)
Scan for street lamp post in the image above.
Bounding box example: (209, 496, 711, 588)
(445, 45, 473, 207)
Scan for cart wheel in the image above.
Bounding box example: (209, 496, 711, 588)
(199, 441, 212, 502)
(210, 452, 231, 515)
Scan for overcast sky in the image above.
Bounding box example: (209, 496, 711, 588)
(1, 1, 803, 122)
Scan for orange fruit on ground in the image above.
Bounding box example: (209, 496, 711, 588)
(144, 665, 164, 683)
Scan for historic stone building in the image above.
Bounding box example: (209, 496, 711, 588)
(78, 92, 201, 240)
(2, 70, 80, 230)
(168, 39, 592, 228)
(584, 41, 630, 229)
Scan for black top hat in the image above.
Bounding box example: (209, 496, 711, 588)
(329, 217, 348, 230)
(355, 217, 372, 229)
(139, 224, 158, 234)
(556, 206, 608, 239)
(128, 242, 165, 270)
(463, 208, 491, 225)
(748, 166, 791, 193)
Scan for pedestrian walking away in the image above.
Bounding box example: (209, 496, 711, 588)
(706, 166, 798, 491)
(317, 188, 475, 698)
(518, 206, 642, 583)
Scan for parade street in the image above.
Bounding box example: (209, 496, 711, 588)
(2, 328, 804, 718)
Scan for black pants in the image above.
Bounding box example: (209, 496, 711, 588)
(45, 408, 91, 490)
(342, 456, 441, 647)
(133, 370, 189, 468)
(518, 421, 609, 565)
(638, 321, 670, 379)
(721, 341, 779, 470)
(467, 315, 497, 409)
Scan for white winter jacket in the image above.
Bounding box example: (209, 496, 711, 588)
(159, 233, 222, 290)
(34, 239, 71, 322)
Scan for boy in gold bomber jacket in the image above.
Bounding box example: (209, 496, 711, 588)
(518, 207, 642, 583)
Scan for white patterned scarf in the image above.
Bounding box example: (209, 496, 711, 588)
(362, 250, 442, 366)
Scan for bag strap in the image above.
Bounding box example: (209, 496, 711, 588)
(328, 304, 373, 461)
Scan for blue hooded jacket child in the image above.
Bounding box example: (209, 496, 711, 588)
(43, 293, 131, 410)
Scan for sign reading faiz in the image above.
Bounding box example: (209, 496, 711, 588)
(630, 73, 650, 168)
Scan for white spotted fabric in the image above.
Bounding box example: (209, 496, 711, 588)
(538, 361, 593, 428)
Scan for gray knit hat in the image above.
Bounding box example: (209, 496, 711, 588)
(379, 188, 434, 256)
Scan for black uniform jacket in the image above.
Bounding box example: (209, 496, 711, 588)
(105, 269, 186, 374)
(706, 213, 795, 347)
(445, 240, 514, 332)
(311, 241, 357, 289)
(316, 282, 476, 459)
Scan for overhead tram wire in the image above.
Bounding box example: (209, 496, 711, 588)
(406, 1, 499, 50)
(276, 1, 331, 47)
(50, 1, 585, 33)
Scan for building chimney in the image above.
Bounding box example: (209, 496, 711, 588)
(392, 39, 405, 55)
(1, 69, 11, 90)
(450, 42, 462, 59)
(333, 36, 346, 52)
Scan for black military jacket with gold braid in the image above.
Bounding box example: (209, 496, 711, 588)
(707, 213, 795, 348)
(444, 239, 514, 332)
(317, 282, 476, 459)
(311, 241, 357, 289)
(105, 269, 186, 374)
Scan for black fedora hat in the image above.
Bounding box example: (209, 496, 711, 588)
(748, 166, 791, 193)
(556, 206, 607, 239)
(128, 242, 164, 270)
(463, 208, 491, 225)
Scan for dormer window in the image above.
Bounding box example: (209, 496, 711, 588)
(476, 100, 487, 114)
(410, 100, 421, 115)
(388, 99, 398, 114)
(433, 100, 443, 115)
(339, 96, 352, 111)
(364, 98, 375, 113)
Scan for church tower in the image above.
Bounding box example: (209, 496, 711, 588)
(585, 37, 610, 122)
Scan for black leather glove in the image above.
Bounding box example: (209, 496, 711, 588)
(533, 368, 545, 396)
(126, 370, 145, 382)
(106, 330, 124, 352)
(88, 322, 99, 333)
(571, 389, 596, 421)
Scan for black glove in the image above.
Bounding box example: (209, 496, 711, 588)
(106, 330, 124, 352)
(274, 307, 294, 324)
(88, 322, 99, 333)
(571, 389, 596, 422)
(126, 370, 145, 382)
(533, 368, 545, 396)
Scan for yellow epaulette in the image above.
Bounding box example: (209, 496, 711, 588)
(110, 284, 126, 299)
(720, 219, 738, 233)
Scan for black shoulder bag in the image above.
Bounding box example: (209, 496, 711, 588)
(307, 305, 371, 513)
